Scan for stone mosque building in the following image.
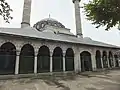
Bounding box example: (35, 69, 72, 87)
(0, 0, 119, 75)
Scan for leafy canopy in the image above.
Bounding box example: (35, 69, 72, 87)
(84, 0, 120, 30)
(0, 0, 12, 23)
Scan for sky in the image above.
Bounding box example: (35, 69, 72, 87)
(1, 0, 120, 46)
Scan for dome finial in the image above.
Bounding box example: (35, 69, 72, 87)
(49, 14, 51, 18)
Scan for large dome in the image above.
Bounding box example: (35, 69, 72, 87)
(33, 18, 65, 31)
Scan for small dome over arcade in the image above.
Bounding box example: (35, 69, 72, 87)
(33, 18, 66, 31)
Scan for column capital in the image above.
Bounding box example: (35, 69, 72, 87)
(63, 51, 66, 57)
(50, 49, 53, 57)
(35, 52, 38, 56)
(16, 51, 20, 56)
(100, 51, 103, 56)
(92, 54, 96, 56)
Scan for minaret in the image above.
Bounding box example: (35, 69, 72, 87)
(21, 0, 32, 28)
(73, 0, 83, 37)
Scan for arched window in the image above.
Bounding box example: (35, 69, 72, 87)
(19, 44, 34, 74)
(37, 46, 50, 73)
(80, 51, 92, 72)
(102, 51, 108, 68)
(53, 47, 63, 72)
(114, 55, 119, 67)
(96, 50, 102, 69)
(65, 48, 74, 71)
(0, 42, 16, 75)
(108, 51, 113, 67)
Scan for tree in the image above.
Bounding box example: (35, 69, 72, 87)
(0, 0, 12, 23)
(84, 0, 120, 30)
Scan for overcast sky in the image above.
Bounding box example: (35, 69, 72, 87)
(1, 0, 120, 46)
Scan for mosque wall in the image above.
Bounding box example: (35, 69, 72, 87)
(0, 35, 119, 75)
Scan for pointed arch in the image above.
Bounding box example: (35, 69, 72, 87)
(65, 48, 74, 71)
(19, 44, 34, 74)
(80, 51, 92, 72)
(114, 55, 119, 67)
(0, 42, 16, 75)
(96, 50, 102, 69)
(53, 47, 63, 72)
(102, 51, 108, 68)
(108, 51, 113, 67)
(37, 45, 50, 73)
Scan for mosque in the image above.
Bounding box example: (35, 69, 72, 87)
(0, 0, 119, 75)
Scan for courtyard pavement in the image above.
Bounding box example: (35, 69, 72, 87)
(0, 69, 120, 90)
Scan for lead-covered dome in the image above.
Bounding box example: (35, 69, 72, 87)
(33, 18, 65, 31)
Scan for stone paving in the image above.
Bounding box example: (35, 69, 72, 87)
(0, 70, 120, 90)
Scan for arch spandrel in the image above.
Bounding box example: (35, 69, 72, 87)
(80, 49, 92, 55)
(0, 40, 18, 50)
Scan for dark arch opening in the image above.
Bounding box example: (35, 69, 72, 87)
(102, 51, 108, 68)
(114, 55, 119, 67)
(53, 47, 63, 72)
(65, 48, 74, 71)
(109, 51, 113, 67)
(37, 46, 50, 73)
(96, 50, 102, 69)
(80, 51, 92, 72)
(19, 44, 34, 74)
(0, 42, 16, 75)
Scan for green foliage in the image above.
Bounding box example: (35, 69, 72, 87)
(0, 0, 13, 23)
(84, 0, 120, 30)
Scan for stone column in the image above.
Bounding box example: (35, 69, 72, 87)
(100, 51, 104, 69)
(91, 54, 97, 71)
(74, 52, 80, 73)
(101, 56, 104, 68)
(15, 51, 20, 75)
(73, 0, 83, 37)
(50, 50, 53, 72)
(107, 53, 110, 68)
(118, 56, 120, 67)
(34, 52, 38, 74)
(113, 56, 116, 68)
(63, 51, 66, 72)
